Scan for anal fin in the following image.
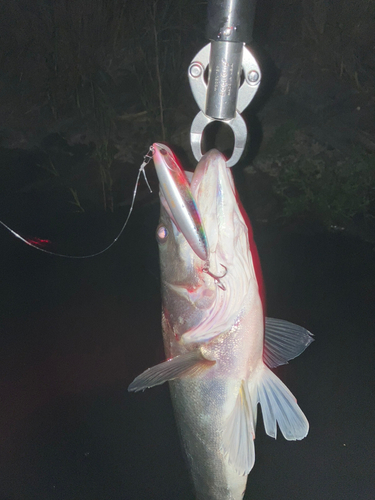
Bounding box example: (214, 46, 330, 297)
(128, 349, 215, 392)
(223, 380, 256, 476)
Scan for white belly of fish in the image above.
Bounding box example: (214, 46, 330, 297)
(169, 379, 246, 500)
(167, 284, 264, 500)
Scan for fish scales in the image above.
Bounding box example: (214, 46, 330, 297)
(165, 294, 262, 500)
(129, 147, 313, 500)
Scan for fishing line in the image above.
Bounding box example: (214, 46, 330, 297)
(0, 146, 155, 259)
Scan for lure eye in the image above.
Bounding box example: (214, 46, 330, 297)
(156, 225, 168, 243)
(160, 148, 168, 156)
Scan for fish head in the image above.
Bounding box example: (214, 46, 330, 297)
(157, 149, 262, 345)
(157, 186, 213, 342)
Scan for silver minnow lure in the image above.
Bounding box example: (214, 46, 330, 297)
(152, 143, 208, 262)
(129, 149, 313, 500)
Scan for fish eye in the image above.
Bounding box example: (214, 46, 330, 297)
(156, 225, 168, 243)
(160, 148, 168, 156)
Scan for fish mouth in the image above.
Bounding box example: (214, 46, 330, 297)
(190, 149, 237, 263)
(160, 147, 244, 277)
(160, 149, 256, 345)
(154, 145, 230, 266)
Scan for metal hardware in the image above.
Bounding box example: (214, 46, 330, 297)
(188, 43, 261, 167)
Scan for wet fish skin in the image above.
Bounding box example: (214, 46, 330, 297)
(129, 149, 313, 500)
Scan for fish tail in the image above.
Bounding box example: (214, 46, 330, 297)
(222, 363, 308, 477)
(253, 364, 309, 441)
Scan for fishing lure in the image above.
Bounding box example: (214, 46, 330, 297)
(152, 143, 208, 262)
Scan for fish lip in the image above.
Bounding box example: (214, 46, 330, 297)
(190, 149, 224, 196)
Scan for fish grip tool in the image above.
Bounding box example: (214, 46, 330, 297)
(189, 0, 260, 167)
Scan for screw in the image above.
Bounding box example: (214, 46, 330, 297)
(189, 63, 203, 78)
(247, 70, 260, 84)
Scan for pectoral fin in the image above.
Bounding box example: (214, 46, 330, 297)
(128, 350, 215, 392)
(223, 380, 256, 476)
(263, 317, 314, 368)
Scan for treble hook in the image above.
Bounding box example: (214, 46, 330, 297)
(203, 264, 227, 291)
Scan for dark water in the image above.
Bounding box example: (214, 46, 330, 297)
(0, 198, 374, 499)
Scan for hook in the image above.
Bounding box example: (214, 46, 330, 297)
(203, 264, 227, 291)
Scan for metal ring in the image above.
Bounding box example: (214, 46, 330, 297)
(190, 111, 247, 167)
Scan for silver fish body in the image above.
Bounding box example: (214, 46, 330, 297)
(164, 288, 263, 500)
(129, 149, 313, 500)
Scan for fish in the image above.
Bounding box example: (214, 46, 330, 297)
(129, 148, 313, 500)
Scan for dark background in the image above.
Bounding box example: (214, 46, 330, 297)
(0, 0, 374, 499)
